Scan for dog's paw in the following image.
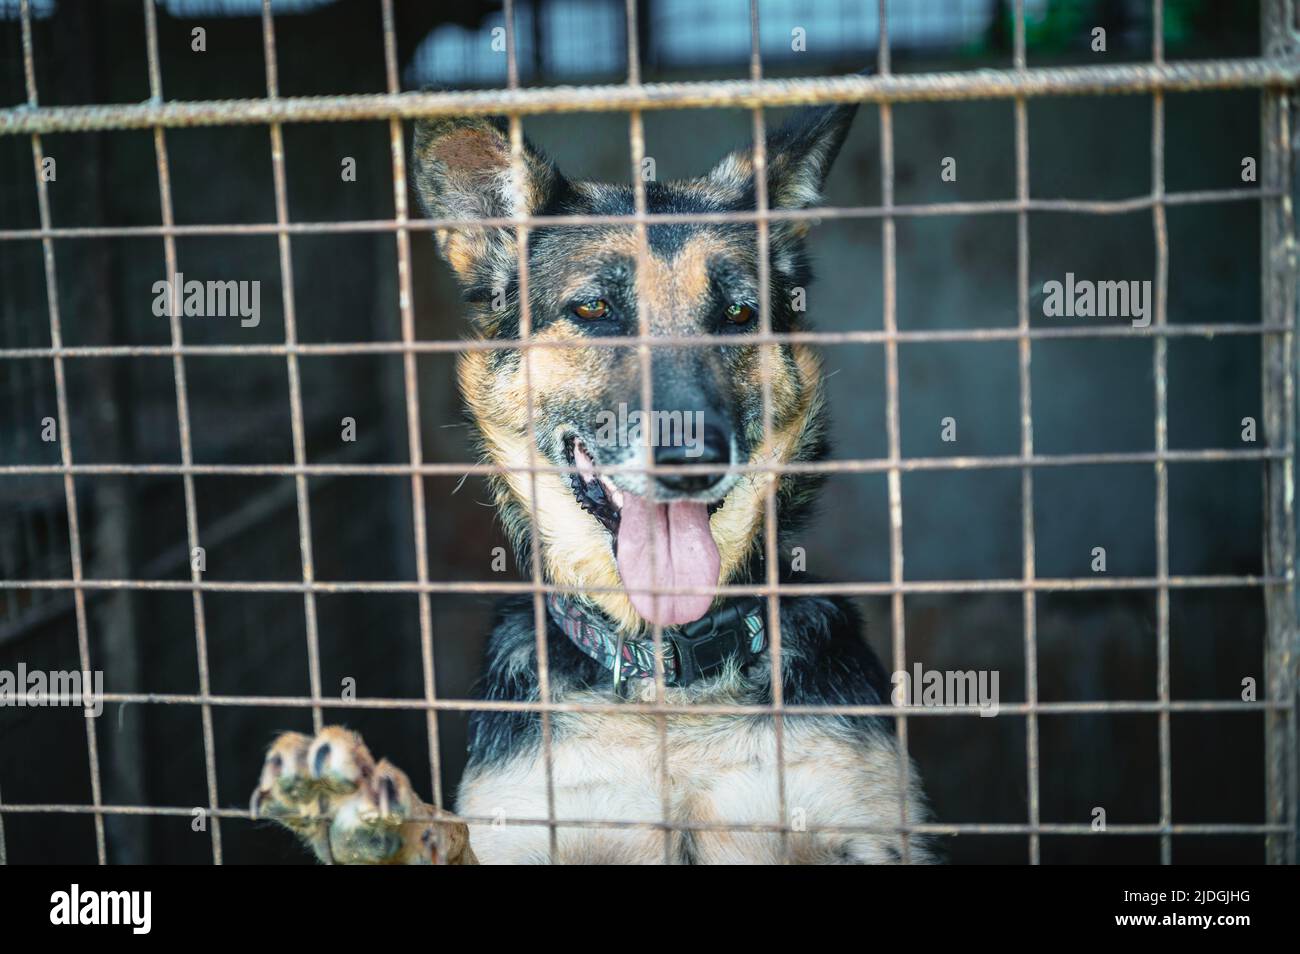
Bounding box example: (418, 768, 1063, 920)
(251, 725, 475, 865)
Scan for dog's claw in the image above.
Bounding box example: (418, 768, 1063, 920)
(252, 725, 476, 865)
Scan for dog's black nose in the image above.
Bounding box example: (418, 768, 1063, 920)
(653, 424, 731, 494)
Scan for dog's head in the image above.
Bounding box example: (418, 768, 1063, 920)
(413, 105, 856, 632)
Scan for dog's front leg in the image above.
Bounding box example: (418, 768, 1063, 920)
(251, 725, 476, 865)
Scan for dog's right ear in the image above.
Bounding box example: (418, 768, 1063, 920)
(412, 117, 565, 286)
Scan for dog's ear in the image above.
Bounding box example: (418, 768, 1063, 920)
(706, 102, 859, 212)
(412, 117, 565, 284)
(763, 102, 859, 209)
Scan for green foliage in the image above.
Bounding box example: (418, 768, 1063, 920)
(1022, 0, 1092, 53)
(981, 0, 1213, 56)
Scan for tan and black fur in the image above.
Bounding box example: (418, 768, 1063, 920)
(252, 103, 932, 864)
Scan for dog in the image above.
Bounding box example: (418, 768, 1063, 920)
(251, 102, 931, 864)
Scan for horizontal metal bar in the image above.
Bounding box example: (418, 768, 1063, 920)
(3, 59, 1298, 136)
(450, 818, 1290, 837)
(0, 447, 1286, 480)
(6, 689, 1293, 718)
(0, 574, 1282, 597)
(0, 323, 1289, 364)
(0, 188, 1274, 242)
(0, 802, 1286, 839)
(0, 802, 1285, 838)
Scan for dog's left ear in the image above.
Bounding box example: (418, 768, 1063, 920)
(706, 102, 859, 212)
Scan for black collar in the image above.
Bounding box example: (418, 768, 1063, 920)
(546, 594, 767, 691)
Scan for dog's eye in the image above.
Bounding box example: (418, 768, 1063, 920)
(571, 299, 609, 320)
(724, 303, 754, 325)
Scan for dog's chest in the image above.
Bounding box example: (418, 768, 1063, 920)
(457, 688, 914, 864)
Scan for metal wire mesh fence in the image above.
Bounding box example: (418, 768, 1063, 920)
(0, 0, 1296, 864)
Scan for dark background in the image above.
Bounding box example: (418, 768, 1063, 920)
(0, 0, 1277, 863)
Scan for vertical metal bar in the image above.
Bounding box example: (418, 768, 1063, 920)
(1151, 0, 1173, 867)
(141, 0, 222, 864)
(749, 0, 791, 862)
(261, 0, 324, 738)
(878, 0, 911, 863)
(21, 0, 108, 866)
(0, 779, 7, 864)
(1013, 0, 1040, 866)
(1261, 0, 1299, 867)
(379, 0, 447, 814)
(503, 0, 559, 863)
(623, 0, 674, 865)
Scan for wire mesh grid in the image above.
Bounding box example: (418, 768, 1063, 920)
(0, 0, 1296, 865)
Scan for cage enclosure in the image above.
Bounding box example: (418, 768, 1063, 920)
(0, 0, 1296, 865)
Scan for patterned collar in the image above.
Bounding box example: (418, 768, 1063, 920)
(546, 593, 767, 692)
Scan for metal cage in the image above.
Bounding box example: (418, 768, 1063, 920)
(0, 0, 1296, 865)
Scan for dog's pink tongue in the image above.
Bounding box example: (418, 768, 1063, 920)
(616, 495, 720, 626)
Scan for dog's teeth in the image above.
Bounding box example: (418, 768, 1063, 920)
(573, 440, 600, 485)
(601, 478, 624, 509)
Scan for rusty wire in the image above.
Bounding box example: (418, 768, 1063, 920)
(378, 0, 448, 822)
(1013, 0, 1040, 865)
(140, 0, 223, 865)
(877, 0, 917, 865)
(0, 798, 1287, 838)
(258, 0, 325, 759)
(0, 187, 1278, 243)
(1151, 0, 1174, 867)
(0, 687, 1291, 717)
(0, 0, 1297, 866)
(0, 572, 1284, 597)
(623, 0, 676, 865)
(3, 58, 1300, 136)
(17, 0, 106, 866)
(0, 445, 1289, 479)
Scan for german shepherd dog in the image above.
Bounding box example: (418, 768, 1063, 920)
(252, 102, 931, 864)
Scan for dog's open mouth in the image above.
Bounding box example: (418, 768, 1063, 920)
(566, 436, 723, 627)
